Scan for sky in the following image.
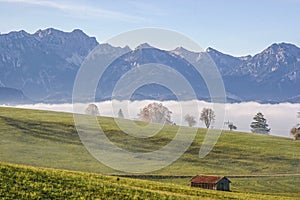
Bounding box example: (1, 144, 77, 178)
(0, 0, 299, 56)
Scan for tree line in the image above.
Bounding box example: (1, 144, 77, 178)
(85, 102, 300, 139)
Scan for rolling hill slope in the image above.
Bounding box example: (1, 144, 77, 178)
(0, 107, 300, 198)
(0, 107, 299, 175)
(0, 162, 297, 200)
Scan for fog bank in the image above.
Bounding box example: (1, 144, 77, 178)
(2, 100, 299, 138)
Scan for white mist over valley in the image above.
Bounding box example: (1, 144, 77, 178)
(3, 101, 299, 139)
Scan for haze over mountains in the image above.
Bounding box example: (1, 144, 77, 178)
(0, 28, 299, 104)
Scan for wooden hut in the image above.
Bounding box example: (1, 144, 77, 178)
(190, 175, 231, 191)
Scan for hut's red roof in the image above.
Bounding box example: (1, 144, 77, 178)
(190, 175, 228, 183)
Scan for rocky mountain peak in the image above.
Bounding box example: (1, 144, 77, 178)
(171, 46, 200, 62)
(206, 47, 216, 53)
(96, 43, 131, 55)
(173, 46, 194, 54)
(0, 28, 300, 103)
(262, 43, 299, 56)
(135, 43, 154, 50)
(2, 30, 30, 39)
(34, 28, 65, 38)
(252, 43, 300, 67)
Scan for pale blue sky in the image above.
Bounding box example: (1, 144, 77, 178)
(0, 0, 299, 56)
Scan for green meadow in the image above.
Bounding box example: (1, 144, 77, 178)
(1, 162, 298, 199)
(0, 107, 300, 199)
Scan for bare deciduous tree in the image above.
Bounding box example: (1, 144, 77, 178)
(291, 126, 300, 140)
(138, 102, 173, 124)
(184, 114, 196, 127)
(291, 111, 300, 140)
(200, 108, 215, 128)
(85, 104, 99, 116)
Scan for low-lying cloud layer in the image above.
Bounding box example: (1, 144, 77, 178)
(2, 100, 299, 138)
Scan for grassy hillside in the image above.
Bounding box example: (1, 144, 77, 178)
(0, 106, 299, 175)
(0, 162, 296, 200)
(138, 176, 300, 198)
(1, 106, 300, 198)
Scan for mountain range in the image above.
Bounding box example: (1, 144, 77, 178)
(0, 28, 299, 104)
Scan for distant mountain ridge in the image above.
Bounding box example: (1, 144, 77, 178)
(206, 43, 300, 102)
(0, 28, 98, 102)
(0, 28, 299, 104)
(0, 87, 32, 104)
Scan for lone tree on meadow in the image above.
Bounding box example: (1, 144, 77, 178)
(184, 114, 196, 127)
(85, 104, 99, 116)
(225, 121, 237, 131)
(200, 108, 215, 128)
(290, 126, 300, 140)
(138, 102, 173, 124)
(290, 111, 300, 140)
(250, 112, 270, 134)
(228, 123, 237, 131)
